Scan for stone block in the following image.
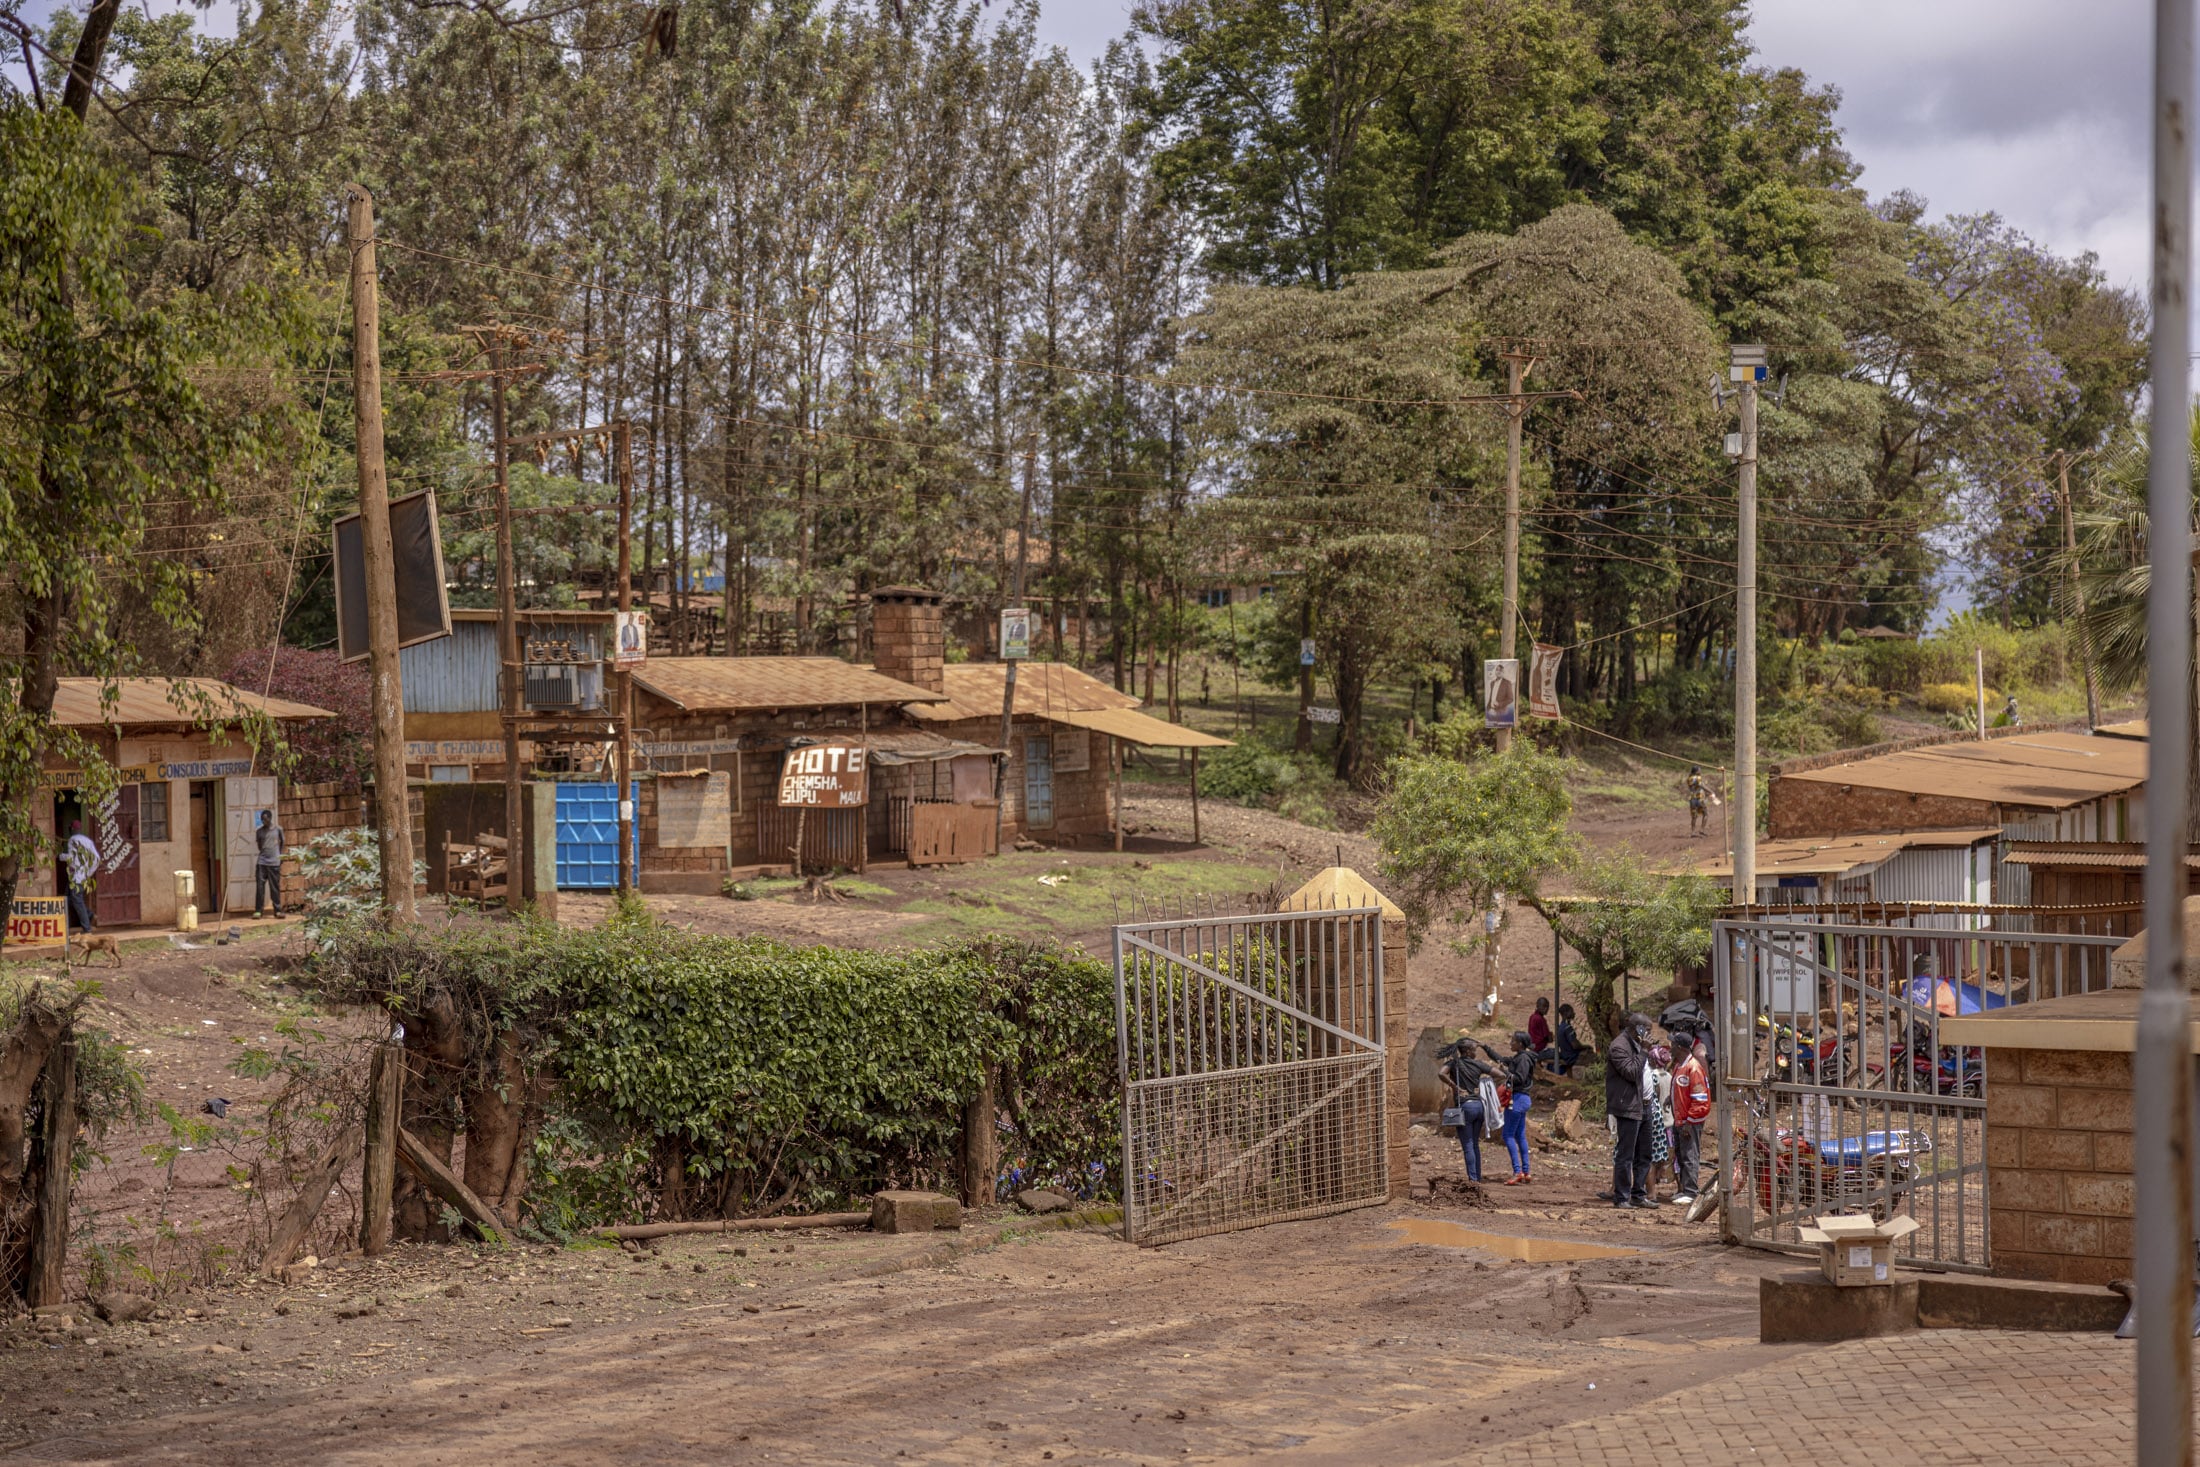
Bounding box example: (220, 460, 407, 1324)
(1994, 1250, 2058, 1282)
(2020, 1128, 2093, 1171)
(1992, 1168, 2063, 1212)
(2101, 1216, 2134, 1258)
(870, 1190, 962, 1234)
(1986, 1049, 2023, 1086)
(2022, 1048, 2130, 1088)
(2054, 1254, 2126, 1288)
(1985, 1126, 2022, 1169)
(2094, 1131, 2136, 1172)
(1014, 1188, 1073, 1216)
(1991, 1085, 2057, 1129)
(1989, 1208, 2026, 1253)
(1760, 1271, 1919, 1344)
(2064, 1173, 2137, 1217)
(1916, 1274, 2123, 1332)
(2025, 1212, 2101, 1256)
(2058, 1087, 2135, 1132)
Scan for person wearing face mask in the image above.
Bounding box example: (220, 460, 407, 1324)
(1604, 1011, 1658, 1209)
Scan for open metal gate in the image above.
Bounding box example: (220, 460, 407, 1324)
(1114, 907, 1388, 1246)
(1715, 913, 2122, 1271)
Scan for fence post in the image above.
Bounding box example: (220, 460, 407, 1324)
(360, 1034, 402, 1255)
(960, 1066, 997, 1211)
(26, 1033, 77, 1309)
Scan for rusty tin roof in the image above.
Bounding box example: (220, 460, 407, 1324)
(1775, 731, 2147, 810)
(630, 657, 948, 712)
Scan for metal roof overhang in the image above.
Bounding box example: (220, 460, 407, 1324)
(1691, 827, 2001, 880)
(1777, 733, 2146, 809)
(1051, 706, 1235, 749)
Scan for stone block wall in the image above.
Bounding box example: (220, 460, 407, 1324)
(872, 590, 946, 694)
(1384, 931, 1409, 1200)
(277, 781, 363, 910)
(1985, 1046, 2134, 1285)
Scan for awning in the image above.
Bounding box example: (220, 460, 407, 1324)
(861, 731, 1005, 766)
(1052, 706, 1234, 750)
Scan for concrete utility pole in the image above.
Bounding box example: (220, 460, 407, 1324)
(616, 420, 636, 897)
(345, 185, 415, 923)
(2134, 0, 2195, 1451)
(489, 337, 523, 891)
(2055, 452, 2104, 731)
(1495, 348, 1533, 756)
(1729, 344, 1764, 908)
(995, 451, 1037, 851)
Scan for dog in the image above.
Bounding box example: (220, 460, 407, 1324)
(72, 933, 122, 968)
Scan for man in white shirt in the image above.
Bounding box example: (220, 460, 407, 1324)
(64, 820, 98, 932)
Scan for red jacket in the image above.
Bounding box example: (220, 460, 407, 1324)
(1674, 1054, 1712, 1126)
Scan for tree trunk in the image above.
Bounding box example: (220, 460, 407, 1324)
(394, 993, 465, 1241)
(460, 1029, 525, 1222)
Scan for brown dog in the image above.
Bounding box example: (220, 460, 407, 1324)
(72, 933, 121, 968)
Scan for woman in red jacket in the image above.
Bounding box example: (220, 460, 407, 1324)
(1670, 1033, 1713, 1206)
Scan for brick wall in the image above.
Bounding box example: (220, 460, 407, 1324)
(1985, 1046, 2135, 1285)
(872, 591, 946, 694)
(1767, 777, 1999, 840)
(1384, 931, 1409, 1200)
(277, 781, 364, 910)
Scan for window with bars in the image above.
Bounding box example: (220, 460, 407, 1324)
(141, 781, 170, 843)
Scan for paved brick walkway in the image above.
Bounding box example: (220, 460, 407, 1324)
(1458, 1329, 2136, 1466)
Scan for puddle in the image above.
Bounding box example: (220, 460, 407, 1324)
(1386, 1218, 1639, 1262)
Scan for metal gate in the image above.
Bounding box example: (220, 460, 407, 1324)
(554, 781, 637, 889)
(1715, 913, 2123, 1271)
(1114, 907, 1388, 1246)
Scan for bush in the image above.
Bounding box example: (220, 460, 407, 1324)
(1918, 681, 1985, 715)
(308, 922, 1120, 1228)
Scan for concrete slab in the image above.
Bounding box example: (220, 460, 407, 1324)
(1760, 1270, 1919, 1343)
(1917, 1274, 2125, 1332)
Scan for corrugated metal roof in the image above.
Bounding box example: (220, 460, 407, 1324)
(1053, 705, 1234, 749)
(51, 678, 333, 728)
(1776, 730, 2147, 808)
(907, 663, 1143, 723)
(2001, 841, 2200, 870)
(1690, 828, 2000, 879)
(631, 657, 947, 712)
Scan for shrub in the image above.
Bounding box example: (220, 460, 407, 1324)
(1918, 681, 1985, 715)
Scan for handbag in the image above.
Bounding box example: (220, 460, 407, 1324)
(1440, 1105, 1466, 1129)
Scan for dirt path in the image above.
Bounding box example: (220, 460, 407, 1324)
(4, 1203, 1792, 1465)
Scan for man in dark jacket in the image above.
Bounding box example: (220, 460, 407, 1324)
(1606, 1012, 1657, 1209)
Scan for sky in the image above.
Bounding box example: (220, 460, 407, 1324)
(1036, 0, 2157, 293)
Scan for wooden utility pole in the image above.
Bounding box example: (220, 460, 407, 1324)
(996, 451, 1036, 847)
(359, 1034, 401, 1256)
(2055, 452, 2103, 730)
(1730, 344, 1763, 907)
(489, 337, 524, 893)
(1495, 348, 1533, 755)
(616, 419, 636, 897)
(346, 185, 415, 922)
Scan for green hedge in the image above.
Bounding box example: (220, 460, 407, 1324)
(309, 921, 1120, 1229)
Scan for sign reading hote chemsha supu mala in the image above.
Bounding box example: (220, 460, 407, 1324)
(777, 741, 869, 808)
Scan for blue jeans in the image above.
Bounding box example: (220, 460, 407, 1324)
(1454, 1100, 1485, 1181)
(66, 885, 94, 932)
(1502, 1092, 1532, 1176)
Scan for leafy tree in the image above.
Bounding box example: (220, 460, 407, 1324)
(1530, 850, 1720, 1045)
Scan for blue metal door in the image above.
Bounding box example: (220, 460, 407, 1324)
(555, 781, 637, 890)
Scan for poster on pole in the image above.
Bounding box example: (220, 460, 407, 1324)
(1299, 638, 1317, 667)
(1000, 607, 1031, 661)
(777, 741, 870, 808)
(1483, 658, 1520, 729)
(614, 610, 649, 666)
(1528, 644, 1563, 720)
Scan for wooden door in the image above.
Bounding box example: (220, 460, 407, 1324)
(93, 786, 141, 926)
(188, 782, 215, 917)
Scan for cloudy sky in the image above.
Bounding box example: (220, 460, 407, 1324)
(1036, 0, 2156, 291)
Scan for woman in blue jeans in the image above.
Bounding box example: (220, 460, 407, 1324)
(1479, 1032, 1539, 1184)
(1441, 1044, 1500, 1181)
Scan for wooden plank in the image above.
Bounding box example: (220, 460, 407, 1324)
(395, 1124, 506, 1243)
(262, 1122, 363, 1276)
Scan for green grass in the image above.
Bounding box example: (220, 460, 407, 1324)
(899, 852, 1281, 940)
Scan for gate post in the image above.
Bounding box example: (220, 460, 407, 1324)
(1380, 916, 1409, 1200)
(1714, 923, 1741, 1247)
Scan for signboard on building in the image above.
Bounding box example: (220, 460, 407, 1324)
(158, 760, 254, 781)
(38, 765, 151, 790)
(777, 741, 869, 808)
(1000, 607, 1032, 661)
(614, 610, 649, 666)
(1483, 658, 1520, 730)
(1528, 644, 1563, 721)
(8, 896, 66, 948)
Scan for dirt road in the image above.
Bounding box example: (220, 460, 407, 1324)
(5, 1203, 1795, 1466)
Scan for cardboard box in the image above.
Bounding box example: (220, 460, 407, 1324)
(1796, 1213, 1921, 1287)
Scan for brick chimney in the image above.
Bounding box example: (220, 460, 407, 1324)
(870, 587, 946, 694)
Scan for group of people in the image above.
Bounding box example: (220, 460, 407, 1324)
(1438, 1004, 1711, 1210)
(56, 807, 288, 932)
(1603, 1011, 1711, 1209)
